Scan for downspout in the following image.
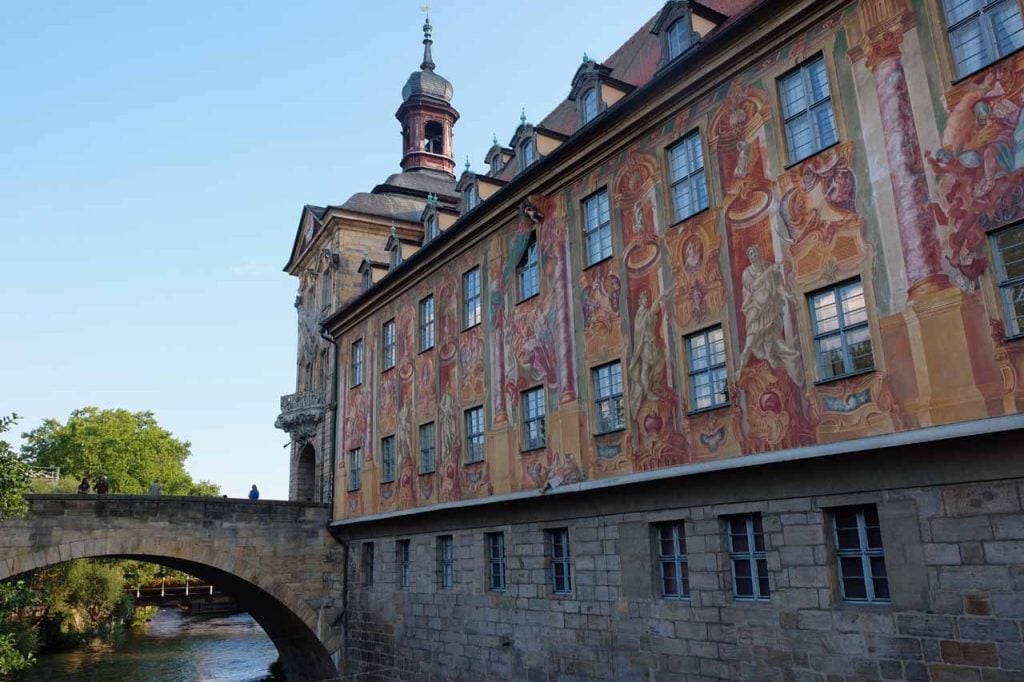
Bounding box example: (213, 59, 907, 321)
(320, 326, 338, 512)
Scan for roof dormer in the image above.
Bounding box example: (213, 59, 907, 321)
(509, 110, 569, 175)
(568, 54, 634, 127)
(651, 1, 727, 67)
(484, 134, 511, 176)
(418, 193, 459, 242)
(357, 252, 389, 292)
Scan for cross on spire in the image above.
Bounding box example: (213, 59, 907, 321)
(420, 3, 435, 71)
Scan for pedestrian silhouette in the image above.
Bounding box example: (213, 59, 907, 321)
(78, 477, 90, 495)
(95, 476, 109, 495)
(249, 485, 260, 500)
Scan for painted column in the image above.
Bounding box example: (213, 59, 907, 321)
(851, 1, 949, 298)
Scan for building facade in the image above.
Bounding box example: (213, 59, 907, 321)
(298, 0, 1024, 678)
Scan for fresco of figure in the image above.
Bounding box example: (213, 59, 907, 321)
(628, 290, 665, 419)
(739, 246, 804, 386)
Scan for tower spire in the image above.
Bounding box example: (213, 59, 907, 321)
(421, 4, 435, 71)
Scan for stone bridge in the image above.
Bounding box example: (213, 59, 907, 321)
(0, 495, 346, 681)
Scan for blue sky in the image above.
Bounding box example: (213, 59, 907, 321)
(0, 0, 663, 499)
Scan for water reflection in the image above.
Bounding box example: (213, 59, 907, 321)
(14, 608, 278, 682)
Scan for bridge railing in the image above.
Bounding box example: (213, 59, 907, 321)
(27, 465, 60, 484)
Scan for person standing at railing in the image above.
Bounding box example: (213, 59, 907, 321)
(248, 484, 260, 500)
(77, 477, 90, 494)
(95, 476, 109, 494)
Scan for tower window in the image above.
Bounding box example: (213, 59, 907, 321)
(425, 121, 444, 155)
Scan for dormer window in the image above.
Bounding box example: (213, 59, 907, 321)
(465, 183, 478, 211)
(519, 138, 536, 171)
(361, 268, 372, 293)
(667, 18, 692, 60)
(491, 154, 503, 174)
(390, 247, 402, 271)
(424, 121, 443, 154)
(581, 89, 599, 124)
(425, 213, 440, 242)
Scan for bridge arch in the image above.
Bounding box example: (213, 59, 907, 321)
(0, 496, 344, 681)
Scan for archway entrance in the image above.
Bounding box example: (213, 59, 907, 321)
(295, 443, 316, 502)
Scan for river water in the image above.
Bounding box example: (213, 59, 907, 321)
(13, 608, 279, 682)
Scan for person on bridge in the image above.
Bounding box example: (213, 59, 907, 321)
(77, 477, 90, 494)
(148, 480, 161, 496)
(95, 476, 109, 494)
(248, 484, 259, 500)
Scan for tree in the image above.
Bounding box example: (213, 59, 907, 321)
(0, 414, 30, 519)
(0, 579, 38, 675)
(21, 408, 219, 496)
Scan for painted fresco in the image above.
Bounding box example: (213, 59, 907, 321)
(334, 1, 1024, 518)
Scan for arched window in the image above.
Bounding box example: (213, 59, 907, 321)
(361, 268, 372, 292)
(465, 183, 478, 211)
(519, 138, 536, 171)
(424, 121, 444, 155)
(581, 88, 599, 124)
(491, 153, 503, 174)
(402, 125, 411, 152)
(667, 18, 691, 60)
(390, 246, 402, 270)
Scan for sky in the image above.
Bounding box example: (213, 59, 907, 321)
(0, 0, 664, 500)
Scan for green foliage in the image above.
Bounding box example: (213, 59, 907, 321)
(0, 580, 40, 675)
(29, 560, 134, 649)
(0, 414, 31, 519)
(20, 407, 220, 496)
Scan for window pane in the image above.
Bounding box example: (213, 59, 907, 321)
(786, 113, 815, 161)
(944, 0, 979, 25)
(951, 20, 990, 76)
(843, 574, 868, 600)
(995, 226, 1024, 279)
(990, 0, 1024, 56)
(779, 72, 807, 118)
(812, 102, 838, 148)
(756, 559, 770, 597)
(806, 58, 831, 103)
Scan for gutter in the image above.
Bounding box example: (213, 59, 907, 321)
(329, 412, 1024, 528)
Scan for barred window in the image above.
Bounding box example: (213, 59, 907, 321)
(350, 339, 364, 387)
(993, 224, 1024, 337)
(517, 234, 539, 301)
(668, 130, 709, 222)
(778, 55, 838, 163)
(361, 542, 374, 587)
(486, 532, 506, 591)
(465, 406, 485, 464)
(547, 528, 572, 594)
(809, 279, 874, 381)
(348, 448, 361, 492)
(463, 267, 482, 329)
(657, 521, 690, 599)
(943, 0, 1024, 78)
(396, 539, 411, 590)
(685, 326, 729, 410)
(381, 435, 395, 483)
(592, 362, 625, 433)
(521, 387, 546, 451)
(419, 296, 435, 351)
(419, 422, 436, 474)
(437, 535, 454, 589)
(728, 514, 770, 600)
(382, 319, 396, 371)
(833, 506, 890, 604)
(583, 189, 613, 266)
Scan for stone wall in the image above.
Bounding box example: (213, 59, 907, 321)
(334, 435, 1024, 681)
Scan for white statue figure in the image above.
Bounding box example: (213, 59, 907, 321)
(739, 245, 805, 385)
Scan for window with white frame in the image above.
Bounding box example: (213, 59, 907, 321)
(992, 224, 1024, 337)
(592, 362, 625, 433)
(486, 532, 506, 591)
(657, 521, 690, 599)
(519, 138, 536, 171)
(809, 279, 874, 381)
(583, 189, 612, 266)
(668, 130, 709, 222)
(667, 17, 693, 60)
(419, 422, 436, 474)
(350, 339, 364, 387)
(517, 234, 540, 301)
(381, 435, 395, 483)
(778, 55, 838, 163)
(581, 88, 599, 124)
(437, 535, 454, 589)
(425, 214, 440, 242)
(465, 183, 478, 211)
(361, 542, 374, 587)
(833, 506, 890, 603)
(943, 0, 1024, 78)
(419, 296, 435, 351)
(685, 326, 729, 410)
(348, 448, 361, 491)
(382, 319, 396, 371)
(728, 514, 770, 600)
(396, 539, 411, 590)
(546, 528, 572, 594)
(465, 406, 484, 464)
(521, 387, 546, 450)
(463, 267, 481, 328)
